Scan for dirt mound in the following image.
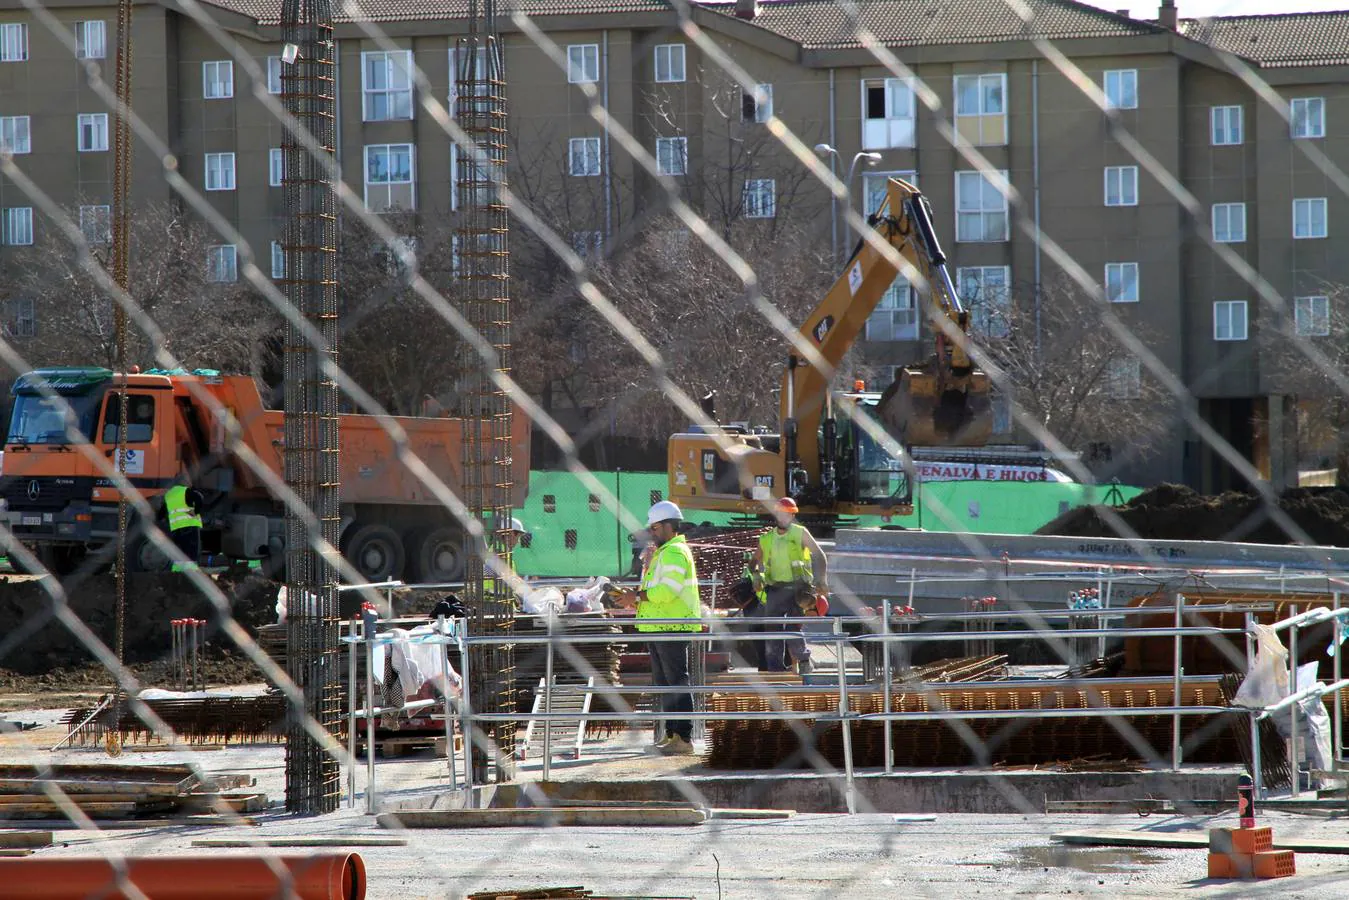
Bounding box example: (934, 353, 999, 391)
(0, 571, 281, 677)
(1040, 483, 1349, 546)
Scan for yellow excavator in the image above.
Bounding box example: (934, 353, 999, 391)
(667, 177, 992, 525)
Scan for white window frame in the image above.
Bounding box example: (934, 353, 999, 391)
(656, 137, 687, 176)
(202, 60, 234, 99)
(1290, 97, 1325, 139)
(267, 56, 283, 94)
(954, 170, 1009, 243)
(0, 23, 27, 62)
(862, 78, 916, 150)
(742, 178, 776, 219)
(269, 148, 283, 187)
(1103, 69, 1137, 110)
(449, 46, 491, 109)
(1211, 105, 1242, 146)
(568, 137, 601, 177)
(271, 241, 286, 279)
(75, 21, 106, 60)
(1212, 202, 1247, 243)
(206, 245, 239, 283)
(363, 143, 417, 212)
(1295, 295, 1330, 337)
(954, 73, 1006, 117)
(0, 115, 31, 154)
(204, 152, 236, 192)
(744, 84, 773, 123)
(567, 44, 599, 84)
(865, 279, 918, 342)
(361, 50, 413, 122)
(1104, 262, 1139, 304)
(1214, 300, 1248, 341)
(76, 113, 108, 152)
(654, 44, 685, 84)
(958, 266, 1012, 337)
(1293, 197, 1327, 240)
(1104, 357, 1142, 400)
(5, 297, 35, 338)
(2, 206, 33, 246)
(863, 170, 918, 216)
(1104, 166, 1138, 207)
(79, 205, 111, 245)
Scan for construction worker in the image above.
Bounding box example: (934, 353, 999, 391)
(752, 497, 828, 675)
(483, 517, 529, 603)
(163, 482, 204, 572)
(616, 500, 700, 756)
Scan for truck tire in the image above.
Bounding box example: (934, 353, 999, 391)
(344, 523, 405, 583)
(125, 534, 169, 573)
(406, 526, 464, 584)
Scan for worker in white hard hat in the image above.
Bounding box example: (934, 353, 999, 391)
(616, 500, 700, 755)
(483, 516, 530, 606)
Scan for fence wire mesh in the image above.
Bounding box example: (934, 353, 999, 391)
(2, 0, 1349, 896)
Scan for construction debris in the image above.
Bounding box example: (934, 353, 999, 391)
(0, 764, 265, 821)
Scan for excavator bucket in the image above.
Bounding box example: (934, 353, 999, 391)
(877, 364, 994, 447)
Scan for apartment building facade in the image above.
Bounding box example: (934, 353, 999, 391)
(1, 0, 1348, 490)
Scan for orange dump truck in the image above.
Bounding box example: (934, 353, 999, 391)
(0, 367, 529, 580)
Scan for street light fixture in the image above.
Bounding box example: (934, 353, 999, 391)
(814, 144, 883, 264)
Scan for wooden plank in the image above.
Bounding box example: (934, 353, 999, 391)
(0, 849, 34, 858)
(1053, 830, 1349, 854)
(378, 807, 707, 829)
(0, 816, 258, 829)
(0, 831, 52, 849)
(190, 836, 409, 848)
(706, 808, 796, 820)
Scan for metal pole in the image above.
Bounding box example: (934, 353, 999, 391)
(1290, 623, 1301, 798)
(440, 618, 457, 790)
(543, 611, 554, 782)
(1334, 593, 1343, 770)
(347, 624, 357, 808)
(1172, 590, 1183, 771)
(1096, 569, 1106, 660)
(835, 617, 856, 814)
(192, 621, 200, 692)
(882, 595, 892, 775)
(1245, 611, 1263, 800)
(459, 618, 475, 805)
(364, 623, 376, 815)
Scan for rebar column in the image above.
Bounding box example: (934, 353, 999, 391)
(455, 0, 516, 783)
(280, 0, 342, 815)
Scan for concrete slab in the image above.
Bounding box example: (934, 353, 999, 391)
(1054, 829, 1349, 854)
(378, 806, 707, 828)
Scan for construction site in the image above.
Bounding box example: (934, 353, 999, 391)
(3, 0, 1349, 897)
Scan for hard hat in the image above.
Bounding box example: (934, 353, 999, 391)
(777, 497, 799, 514)
(507, 517, 527, 534)
(646, 500, 684, 527)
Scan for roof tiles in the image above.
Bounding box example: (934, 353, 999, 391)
(1179, 12, 1349, 68)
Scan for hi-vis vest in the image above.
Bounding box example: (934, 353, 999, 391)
(759, 524, 811, 585)
(637, 535, 700, 633)
(164, 485, 202, 532)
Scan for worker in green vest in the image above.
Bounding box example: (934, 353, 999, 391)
(616, 500, 700, 756)
(483, 517, 529, 604)
(163, 483, 204, 573)
(751, 497, 828, 675)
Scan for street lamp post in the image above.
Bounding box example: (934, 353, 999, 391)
(814, 144, 881, 266)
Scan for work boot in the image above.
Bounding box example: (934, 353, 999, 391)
(795, 658, 814, 676)
(659, 736, 696, 756)
(645, 735, 674, 755)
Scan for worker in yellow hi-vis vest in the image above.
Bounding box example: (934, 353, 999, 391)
(750, 497, 829, 675)
(163, 483, 204, 572)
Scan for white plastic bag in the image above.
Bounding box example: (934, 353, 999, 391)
(565, 577, 610, 614)
(1293, 661, 1335, 779)
(1232, 624, 1290, 709)
(522, 587, 564, 616)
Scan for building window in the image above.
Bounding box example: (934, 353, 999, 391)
(203, 61, 234, 99)
(3, 298, 35, 338)
(862, 78, 915, 149)
(1212, 202, 1246, 243)
(2, 206, 33, 246)
(271, 241, 285, 279)
(364, 143, 415, 212)
(656, 137, 687, 176)
(1214, 300, 1248, 341)
(958, 266, 1011, 337)
(568, 137, 601, 176)
(79, 205, 111, 245)
(0, 23, 27, 62)
(953, 73, 1007, 146)
(1290, 97, 1325, 139)
(1104, 166, 1138, 206)
(955, 170, 1008, 242)
(75, 21, 106, 60)
(1295, 295, 1330, 337)
(362, 50, 413, 121)
(205, 152, 236, 191)
(1103, 69, 1137, 110)
(865, 280, 918, 341)
(449, 46, 491, 107)
(269, 148, 283, 187)
(654, 44, 685, 83)
(0, 115, 31, 154)
(207, 245, 239, 283)
(863, 171, 917, 215)
(1104, 357, 1141, 400)
(1211, 105, 1242, 146)
(742, 178, 776, 218)
(449, 144, 498, 210)
(571, 231, 603, 259)
(1293, 197, 1327, 239)
(742, 84, 773, 123)
(567, 44, 599, 84)
(77, 113, 108, 152)
(1105, 262, 1139, 303)
(267, 56, 283, 94)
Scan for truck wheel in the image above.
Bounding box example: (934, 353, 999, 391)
(344, 523, 405, 583)
(406, 527, 464, 584)
(125, 534, 169, 573)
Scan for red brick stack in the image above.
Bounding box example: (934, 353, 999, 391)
(1207, 826, 1296, 879)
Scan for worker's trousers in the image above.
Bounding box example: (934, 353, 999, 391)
(169, 526, 201, 572)
(647, 638, 693, 742)
(761, 584, 811, 671)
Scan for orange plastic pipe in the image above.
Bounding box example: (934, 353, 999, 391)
(0, 852, 365, 900)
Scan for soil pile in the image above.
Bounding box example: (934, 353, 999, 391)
(1040, 483, 1349, 546)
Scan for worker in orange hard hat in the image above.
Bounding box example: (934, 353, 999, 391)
(749, 496, 829, 675)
